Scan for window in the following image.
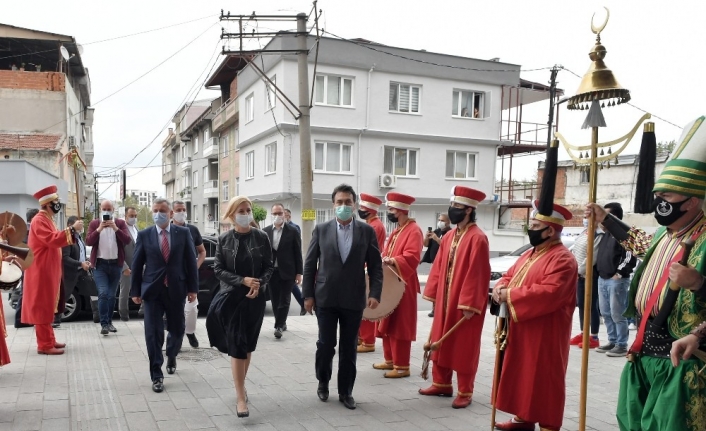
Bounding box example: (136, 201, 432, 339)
(235, 177, 240, 196)
(194, 207, 199, 222)
(445, 151, 477, 179)
(245, 94, 254, 123)
(452, 90, 484, 118)
(316, 209, 335, 225)
(181, 144, 187, 160)
(315, 142, 352, 173)
(265, 143, 277, 174)
(580, 169, 590, 184)
(203, 205, 208, 223)
(265, 75, 277, 110)
(384, 147, 418, 177)
(203, 126, 210, 142)
(389, 82, 421, 113)
(246, 151, 255, 179)
(315, 75, 353, 107)
(222, 181, 229, 201)
(202, 167, 208, 184)
(193, 171, 199, 188)
(221, 134, 229, 158)
(194, 133, 199, 154)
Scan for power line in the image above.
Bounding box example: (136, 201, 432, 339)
(0, 14, 217, 61)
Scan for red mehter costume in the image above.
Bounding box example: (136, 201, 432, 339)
(375, 192, 423, 377)
(421, 186, 490, 407)
(494, 202, 577, 431)
(22, 186, 73, 354)
(0, 292, 9, 365)
(358, 193, 387, 353)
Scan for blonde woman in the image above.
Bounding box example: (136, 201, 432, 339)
(206, 196, 273, 418)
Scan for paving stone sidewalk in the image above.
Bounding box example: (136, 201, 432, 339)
(0, 307, 628, 431)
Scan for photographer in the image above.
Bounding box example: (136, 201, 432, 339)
(86, 200, 131, 336)
(421, 214, 451, 317)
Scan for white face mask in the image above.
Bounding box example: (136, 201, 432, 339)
(437, 221, 447, 230)
(173, 212, 187, 224)
(235, 214, 254, 227)
(126, 217, 137, 226)
(273, 215, 284, 226)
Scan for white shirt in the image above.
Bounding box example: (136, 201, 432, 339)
(273, 224, 283, 251)
(97, 227, 119, 260)
(126, 223, 138, 242)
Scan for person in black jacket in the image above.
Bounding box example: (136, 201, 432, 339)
(595, 202, 637, 357)
(263, 203, 303, 339)
(206, 196, 274, 418)
(421, 214, 452, 318)
(60, 216, 91, 325)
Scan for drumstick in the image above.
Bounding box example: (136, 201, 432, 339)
(384, 262, 406, 285)
(425, 317, 466, 352)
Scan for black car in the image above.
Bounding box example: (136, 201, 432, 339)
(60, 236, 220, 321)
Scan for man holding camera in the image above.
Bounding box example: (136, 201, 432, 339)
(86, 200, 131, 336)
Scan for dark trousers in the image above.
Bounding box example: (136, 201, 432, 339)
(315, 306, 363, 396)
(577, 272, 600, 335)
(143, 286, 186, 381)
(291, 283, 304, 309)
(269, 271, 293, 328)
(15, 292, 26, 327)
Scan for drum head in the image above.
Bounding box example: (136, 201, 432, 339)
(363, 264, 406, 321)
(0, 261, 22, 291)
(0, 211, 27, 246)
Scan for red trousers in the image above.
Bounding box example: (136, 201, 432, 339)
(358, 320, 376, 346)
(382, 335, 411, 369)
(433, 363, 474, 397)
(35, 324, 56, 351)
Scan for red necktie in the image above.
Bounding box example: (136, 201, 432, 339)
(161, 230, 169, 285)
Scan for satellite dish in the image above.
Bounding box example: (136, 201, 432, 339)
(60, 46, 69, 61)
(76, 44, 84, 55)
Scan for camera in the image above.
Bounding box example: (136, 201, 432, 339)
(102, 214, 111, 221)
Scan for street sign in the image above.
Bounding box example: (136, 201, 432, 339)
(302, 209, 316, 221)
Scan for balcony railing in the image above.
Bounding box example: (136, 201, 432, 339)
(203, 180, 219, 198)
(204, 221, 219, 235)
(181, 157, 192, 171)
(203, 137, 218, 159)
(162, 168, 175, 184)
(212, 97, 239, 132)
(179, 186, 192, 201)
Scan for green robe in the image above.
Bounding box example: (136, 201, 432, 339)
(617, 221, 706, 431)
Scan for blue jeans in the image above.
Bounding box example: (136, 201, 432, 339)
(93, 260, 122, 326)
(598, 276, 630, 348)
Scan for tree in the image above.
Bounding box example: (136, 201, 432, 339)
(119, 195, 154, 230)
(656, 140, 676, 155)
(252, 203, 267, 223)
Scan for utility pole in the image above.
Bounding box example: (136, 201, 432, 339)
(296, 13, 314, 248)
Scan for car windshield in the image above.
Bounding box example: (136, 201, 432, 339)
(507, 237, 575, 256)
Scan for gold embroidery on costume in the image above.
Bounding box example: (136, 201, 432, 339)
(506, 240, 561, 322)
(443, 225, 471, 324)
(684, 364, 706, 431)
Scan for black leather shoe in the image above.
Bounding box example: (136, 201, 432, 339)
(339, 394, 356, 410)
(166, 357, 176, 375)
(282, 323, 287, 332)
(274, 328, 282, 339)
(187, 333, 199, 348)
(92, 313, 100, 324)
(317, 382, 329, 401)
(152, 378, 164, 393)
(108, 324, 117, 333)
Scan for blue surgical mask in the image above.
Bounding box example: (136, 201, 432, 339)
(336, 205, 353, 221)
(153, 212, 168, 226)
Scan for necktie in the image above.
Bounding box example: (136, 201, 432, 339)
(161, 230, 169, 285)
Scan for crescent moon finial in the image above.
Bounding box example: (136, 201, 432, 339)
(591, 7, 610, 35)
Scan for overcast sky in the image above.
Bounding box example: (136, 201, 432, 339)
(3, 0, 704, 201)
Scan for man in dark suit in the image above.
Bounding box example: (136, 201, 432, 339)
(130, 198, 198, 393)
(61, 216, 91, 318)
(302, 184, 383, 410)
(119, 207, 138, 322)
(263, 203, 303, 339)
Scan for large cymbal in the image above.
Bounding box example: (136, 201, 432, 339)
(0, 211, 27, 246)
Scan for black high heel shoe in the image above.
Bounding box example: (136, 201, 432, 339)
(236, 400, 249, 418)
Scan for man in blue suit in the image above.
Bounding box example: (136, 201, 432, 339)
(130, 198, 198, 393)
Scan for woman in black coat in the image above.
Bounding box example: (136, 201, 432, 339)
(206, 196, 273, 418)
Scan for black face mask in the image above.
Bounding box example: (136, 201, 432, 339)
(653, 196, 690, 226)
(528, 226, 550, 247)
(448, 206, 467, 225)
(49, 201, 62, 214)
(358, 210, 370, 220)
(387, 213, 398, 223)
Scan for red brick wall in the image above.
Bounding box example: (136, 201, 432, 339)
(537, 166, 568, 202)
(0, 71, 65, 91)
(229, 79, 238, 102)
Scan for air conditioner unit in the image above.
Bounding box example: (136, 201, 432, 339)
(378, 174, 397, 189)
(68, 136, 76, 148)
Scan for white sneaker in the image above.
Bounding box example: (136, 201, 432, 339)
(628, 323, 637, 330)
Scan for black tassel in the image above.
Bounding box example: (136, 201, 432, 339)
(538, 142, 559, 217)
(634, 122, 657, 213)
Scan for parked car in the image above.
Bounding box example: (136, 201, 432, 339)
(489, 236, 576, 295)
(62, 237, 220, 321)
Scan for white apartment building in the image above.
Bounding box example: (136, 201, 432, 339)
(126, 189, 158, 208)
(237, 35, 551, 254)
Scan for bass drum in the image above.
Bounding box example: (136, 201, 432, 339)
(0, 261, 22, 291)
(363, 264, 406, 321)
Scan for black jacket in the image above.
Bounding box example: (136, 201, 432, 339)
(421, 228, 451, 264)
(302, 219, 383, 311)
(596, 231, 637, 279)
(62, 234, 86, 291)
(214, 228, 274, 292)
(263, 223, 303, 281)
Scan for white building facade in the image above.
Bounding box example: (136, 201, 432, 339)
(237, 36, 548, 254)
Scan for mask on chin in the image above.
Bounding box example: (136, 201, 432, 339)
(653, 196, 690, 226)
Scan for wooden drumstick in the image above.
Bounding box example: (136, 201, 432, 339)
(426, 317, 466, 352)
